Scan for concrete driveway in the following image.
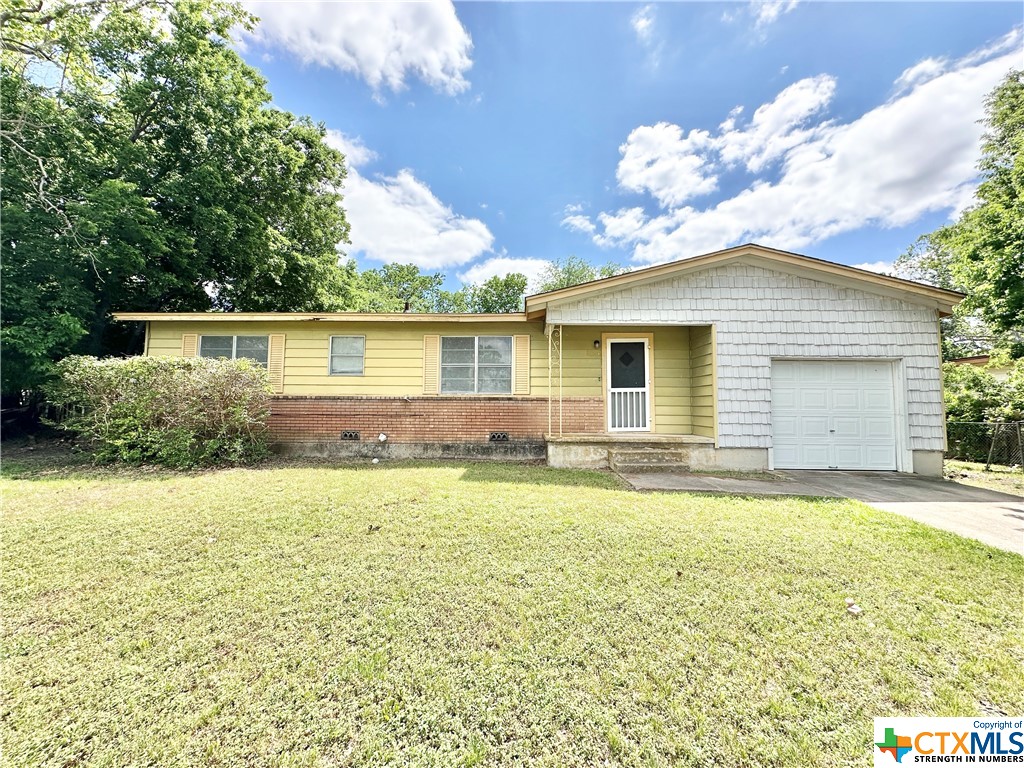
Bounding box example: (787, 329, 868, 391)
(621, 470, 1024, 555)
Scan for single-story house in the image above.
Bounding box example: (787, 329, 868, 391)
(114, 243, 963, 475)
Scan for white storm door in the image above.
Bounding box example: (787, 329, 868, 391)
(607, 339, 650, 431)
(771, 360, 896, 470)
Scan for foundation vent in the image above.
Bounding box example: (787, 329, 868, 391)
(340, 431, 360, 441)
(489, 432, 510, 443)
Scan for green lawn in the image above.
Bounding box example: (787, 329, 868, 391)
(3, 453, 1022, 767)
(944, 459, 1024, 497)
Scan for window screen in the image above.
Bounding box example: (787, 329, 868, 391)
(330, 336, 365, 375)
(440, 336, 512, 394)
(199, 335, 269, 368)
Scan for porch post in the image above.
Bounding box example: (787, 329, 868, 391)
(556, 324, 563, 435)
(545, 323, 563, 435)
(546, 324, 552, 435)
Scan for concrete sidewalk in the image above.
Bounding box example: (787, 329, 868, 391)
(620, 470, 1024, 554)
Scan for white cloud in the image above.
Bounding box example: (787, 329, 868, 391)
(753, 0, 799, 29)
(575, 32, 1021, 264)
(631, 4, 655, 43)
(329, 132, 493, 269)
(753, 0, 798, 28)
(612, 75, 834, 206)
(718, 75, 836, 171)
(630, 4, 664, 69)
(893, 58, 949, 95)
(722, 1, 798, 39)
(893, 27, 1022, 96)
(561, 214, 596, 235)
(594, 207, 664, 248)
(343, 169, 493, 269)
(242, 1, 473, 95)
(324, 130, 377, 168)
(458, 256, 552, 291)
(851, 261, 894, 275)
(616, 122, 718, 207)
(960, 26, 1023, 67)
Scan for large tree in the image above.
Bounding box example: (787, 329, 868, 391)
(352, 264, 446, 313)
(537, 256, 625, 293)
(894, 238, 1000, 360)
(1, 0, 354, 394)
(352, 264, 528, 314)
(908, 70, 1023, 355)
(465, 273, 528, 313)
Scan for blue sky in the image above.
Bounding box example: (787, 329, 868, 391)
(238, 1, 1022, 289)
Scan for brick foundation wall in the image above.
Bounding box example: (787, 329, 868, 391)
(269, 396, 605, 444)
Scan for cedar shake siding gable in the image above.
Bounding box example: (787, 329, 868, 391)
(543, 261, 945, 452)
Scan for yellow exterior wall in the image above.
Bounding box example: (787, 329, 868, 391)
(147, 320, 549, 397)
(651, 327, 693, 435)
(558, 325, 693, 435)
(145, 319, 709, 436)
(688, 326, 715, 439)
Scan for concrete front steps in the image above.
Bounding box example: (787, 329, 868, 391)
(608, 446, 695, 473)
(546, 433, 719, 472)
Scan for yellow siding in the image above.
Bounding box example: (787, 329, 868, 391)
(145, 319, 713, 436)
(558, 326, 603, 396)
(651, 326, 692, 435)
(558, 325, 693, 435)
(689, 326, 715, 439)
(146, 320, 549, 397)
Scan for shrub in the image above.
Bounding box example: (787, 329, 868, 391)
(992, 359, 1024, 421)
(46, 356, 273, 468)
(942, 358, 1024, 422)
(943, 362, 1004, 422)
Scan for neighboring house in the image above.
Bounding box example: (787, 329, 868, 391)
(114, 244, 963, 476)
(948, 355, 1012, 382)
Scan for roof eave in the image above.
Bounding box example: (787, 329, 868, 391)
(524, 244, 964, 315)
(112, 312, 533, 323)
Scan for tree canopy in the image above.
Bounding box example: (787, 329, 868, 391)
(1, 0, 354, 394)
(902, 70, 1023, 358)
(537, 256, 625, 293)
(351, 265, 528, 313)
(943, 359, 1024, 422)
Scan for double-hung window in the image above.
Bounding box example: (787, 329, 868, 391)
(329, 336, 365, 375)
(199, 335, 269, 368)
(440, 336, 512, 394)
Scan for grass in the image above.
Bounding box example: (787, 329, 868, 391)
(3, 449, 1023, 767)
(944, 459, 1024, 497)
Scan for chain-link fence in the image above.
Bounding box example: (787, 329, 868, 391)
(945, 421, 1023, 470)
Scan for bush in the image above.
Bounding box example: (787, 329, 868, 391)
(942, 362, 1005, 422)
(943, 358, 1024, 422)
(46, 356, 273, 468)
(992, 359, 1024, 421)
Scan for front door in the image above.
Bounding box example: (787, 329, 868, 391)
(607, 339, 650, 431)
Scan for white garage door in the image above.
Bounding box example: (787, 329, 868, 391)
(771, 360, 897, 470)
